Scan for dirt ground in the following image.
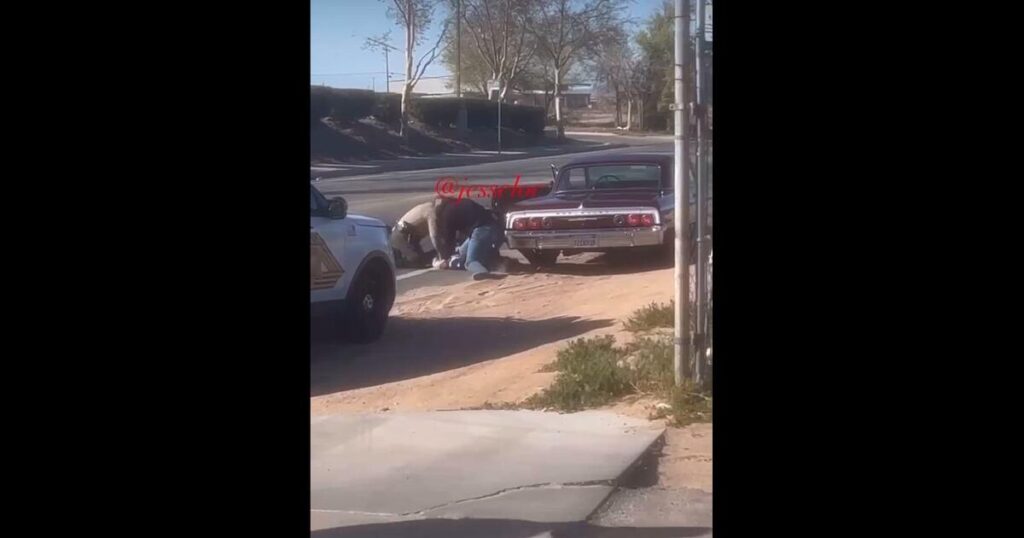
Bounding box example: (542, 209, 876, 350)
(310, 256, 710, 492)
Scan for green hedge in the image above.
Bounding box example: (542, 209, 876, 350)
(414, 98, 544, 134)
(309, 87, 544, 134)
(371, 93, 402, 124)
(310, 87, 375, 124)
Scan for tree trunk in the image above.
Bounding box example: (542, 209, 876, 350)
(638, 98, 644, 131)
(401, 84, 410, 138)
(626, 96, 632, 130)
(614, 87, 621, 127)
(499, 77, 511, 101)
(554, 66, 564, 140)
(401, 3, 414, 139)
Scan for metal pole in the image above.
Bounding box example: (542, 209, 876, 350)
(456, 0, 462, 98)
(694, 0, 708, 387)
(673, 0, 692, 385)
(493, 80, 497, 153)
(365, 37, 396, 94)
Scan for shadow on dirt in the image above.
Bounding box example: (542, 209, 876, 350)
(311, 315, 615, 396)
(513, 250, 680, 277)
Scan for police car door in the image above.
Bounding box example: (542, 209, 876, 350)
(310, 185, 353, 303)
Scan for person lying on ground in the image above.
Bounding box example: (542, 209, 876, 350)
(435, 197, 506, 280)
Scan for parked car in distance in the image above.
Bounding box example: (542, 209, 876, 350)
(503, 154, 710, 267)
(310, 183, 396, 342)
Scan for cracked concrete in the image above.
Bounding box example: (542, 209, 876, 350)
(310, 410, 664, 530)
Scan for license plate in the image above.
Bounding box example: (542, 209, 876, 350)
(574, 236, 598, 247)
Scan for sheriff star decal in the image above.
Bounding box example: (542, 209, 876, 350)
(311, 232, 344, 290)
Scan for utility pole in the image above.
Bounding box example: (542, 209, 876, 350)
(493, 79, 497, 154)
(673, 0, 692, 386)
(694, 0, 709, 387)
(456, 0, 462, 97)
(366, 36, 397, 93)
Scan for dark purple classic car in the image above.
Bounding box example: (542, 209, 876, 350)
(501, 153, 709, 267)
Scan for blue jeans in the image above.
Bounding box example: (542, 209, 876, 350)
(463, 224, 504, 275)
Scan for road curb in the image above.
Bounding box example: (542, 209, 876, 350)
(311, 142, 628, 180)
(584, 428, 668, 522)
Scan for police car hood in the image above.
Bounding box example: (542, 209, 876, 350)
(346, 214, 388, 229)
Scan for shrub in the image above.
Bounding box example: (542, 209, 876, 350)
(372, 93, 402, 125)
(310, 87, 331, 123)
(411, 97, 463, 128)
(501, 104, 545, 134)
(409, 97, 545, 134)
(623, 301, 674, 332)
(309, 86, 376, 125)
(526, 335, 631, 411)
(624, 336, 675, 393)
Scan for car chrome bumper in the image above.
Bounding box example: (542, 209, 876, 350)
(506, 226, 665, 250)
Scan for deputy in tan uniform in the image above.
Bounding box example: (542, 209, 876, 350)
(390, 198, 446, 267)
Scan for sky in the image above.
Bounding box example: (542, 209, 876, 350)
(311, 0, 680, 91)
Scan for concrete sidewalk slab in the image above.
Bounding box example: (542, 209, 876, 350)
(310, 410, 664, 530)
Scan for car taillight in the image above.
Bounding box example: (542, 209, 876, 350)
(542, 217, 553, 229)
(613, 214, 626, 226)
(512, 218, 526, 230)
(628, 214, 642, 226)
(528, 217, 543, 229)
(640, 214, 655, 226)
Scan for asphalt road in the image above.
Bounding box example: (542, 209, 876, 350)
(313, 133, 674, 290)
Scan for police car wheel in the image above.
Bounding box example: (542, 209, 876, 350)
(344, 265, 393, 343)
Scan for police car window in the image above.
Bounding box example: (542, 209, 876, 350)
(310, 186, 329, 213)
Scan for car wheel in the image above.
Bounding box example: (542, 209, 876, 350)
(344, 261, 395, 343)
(519, 249, 559, 268)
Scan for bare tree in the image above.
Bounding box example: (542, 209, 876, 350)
(527, 0, 623, 139)
(590, 27, 631, 127)
(459, 0, 537, 102)
(384, 0, 451, 137)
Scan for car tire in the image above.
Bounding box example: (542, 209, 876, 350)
(519, 249, 559, 268)
(344, 260, 395, 343)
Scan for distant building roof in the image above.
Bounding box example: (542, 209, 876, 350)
(514, 84, 593, 96)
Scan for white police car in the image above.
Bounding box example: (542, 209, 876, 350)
(311, 183, 396, 342)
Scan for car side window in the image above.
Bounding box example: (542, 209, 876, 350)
(565, 167, 587, 190)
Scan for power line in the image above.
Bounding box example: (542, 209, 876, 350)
(311, 71, 402, 77)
